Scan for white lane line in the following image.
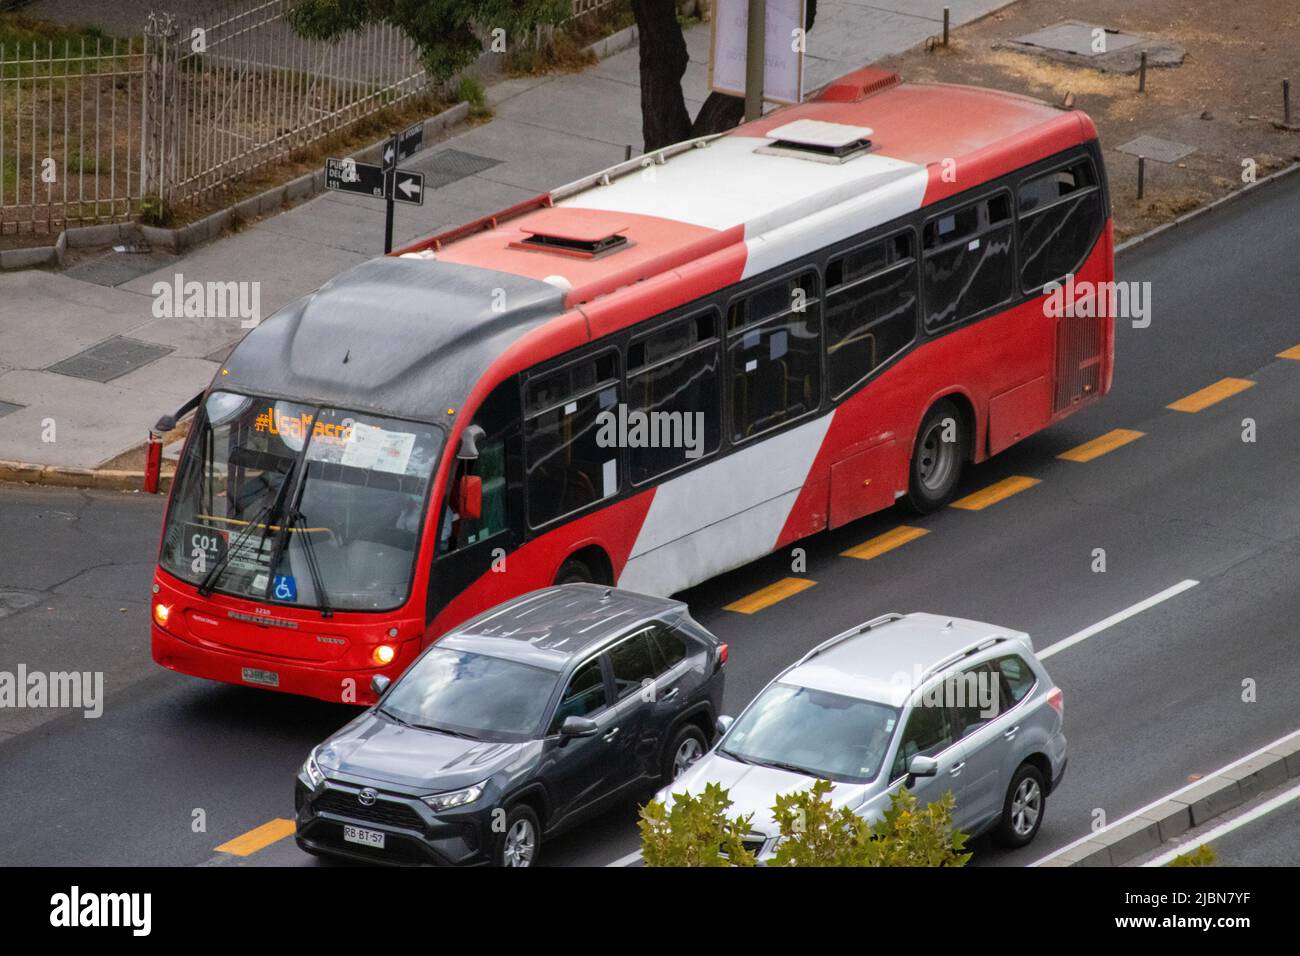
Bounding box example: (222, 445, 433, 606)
(1143, 781, 1300, 867)
(1030, 726, 1300, 866)
(606, 847, 643, 867)
(1038, 579, 1200, 660)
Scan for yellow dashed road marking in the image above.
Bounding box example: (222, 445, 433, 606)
(1058, 428, 1146, 463)
(214, 819, 296, 857)
(1167, 377, 1255, 413)
(841, 526, 929, 560)
(951, 476, 1041, 511)
(1278, 345, 1300, 360)
(724, 577, 816, 614)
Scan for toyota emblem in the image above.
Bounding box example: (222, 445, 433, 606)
(358, 788, 377, 807)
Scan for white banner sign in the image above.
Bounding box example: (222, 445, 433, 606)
(708, 0, 807, 106)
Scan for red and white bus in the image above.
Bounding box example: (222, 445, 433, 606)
(151, 67, 1114, 703)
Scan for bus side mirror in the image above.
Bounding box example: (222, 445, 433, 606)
(457, 475, 482, 521)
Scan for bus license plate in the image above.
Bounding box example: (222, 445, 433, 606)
(343, 825, 385, 849)
(241, 667, 279, 687)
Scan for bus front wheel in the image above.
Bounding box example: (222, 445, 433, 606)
(907, 399, 966, 513)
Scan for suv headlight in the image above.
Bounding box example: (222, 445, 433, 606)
(301, 749, 325, 790)
(421, 781, 486, 812)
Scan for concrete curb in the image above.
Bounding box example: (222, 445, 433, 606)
(1115, 161, 1300, 256)
(1035, 728, 1300, 866)
(0, 101, 471, 271)
(0, 458, 173, 494)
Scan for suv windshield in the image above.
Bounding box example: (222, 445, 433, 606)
(720, 683, 900, 784)
(382, 648, 559, 741)
(159, 391, 443, 611)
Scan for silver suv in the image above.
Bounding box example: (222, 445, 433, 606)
(661, 612, 1066, 860)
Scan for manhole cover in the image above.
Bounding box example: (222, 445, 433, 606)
(64, 249, 178, 288)
(0, 589, 44, 619)
(0, 399, 24, 419)
(1004, 19, 1184, 74)
(47, 336, 174, 383)
(1117, 135, 1196, 164)
(1014, 23, 1142, 58)
(411, 149, 502, 190)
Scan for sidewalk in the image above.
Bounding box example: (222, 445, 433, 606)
(0, 0, 1013, 475)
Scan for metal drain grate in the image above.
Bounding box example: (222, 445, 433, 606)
(412, 148, 502, 190)
(0, 400, 24, 419)
(47, 336, 175, 383)
(1117, 135, 1196, 164)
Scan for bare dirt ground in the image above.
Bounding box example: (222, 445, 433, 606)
(876, 0, 1300, 241)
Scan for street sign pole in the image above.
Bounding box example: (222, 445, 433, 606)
(384, 172, 396, 254)
(744, 0, 766, 121)
(382, 133, 398, 254)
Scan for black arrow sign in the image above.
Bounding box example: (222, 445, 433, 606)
(390, 170, 424, 207)
(396, 122, 424, 164)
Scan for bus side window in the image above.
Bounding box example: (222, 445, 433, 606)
(1017, 159, 1103, 292)
(439, 379, 522, 554)
(824, 231, 918, 398)
(922, 193, 1014, 332)
(627, 310, 722, 484)
(523, 351, 622, 527)
(728, 270, 822, 442)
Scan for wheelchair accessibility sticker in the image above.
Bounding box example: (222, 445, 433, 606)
(272, 575, 298, 602)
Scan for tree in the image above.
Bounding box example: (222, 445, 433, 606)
(639, 779, 971, 867)
(638, 781, 757, 866)
(288, 0, 818, 152)
(770, 779, 971, 867)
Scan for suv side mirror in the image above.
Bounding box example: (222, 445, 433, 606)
(457, 474, 482, 522)
(559, 716, 599, 739)
(715, 715, 734, 737)
(906, 755, 938, 784)
(370, 674, 392, 698)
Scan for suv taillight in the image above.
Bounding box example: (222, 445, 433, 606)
(717, 643, 728, 669)
(1047, 686, 1063, 720)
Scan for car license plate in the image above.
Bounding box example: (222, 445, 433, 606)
(343, 825, 385, 849)
(241, 666, 279, 687)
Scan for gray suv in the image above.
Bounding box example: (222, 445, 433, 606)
(662, 612, 1065, 859)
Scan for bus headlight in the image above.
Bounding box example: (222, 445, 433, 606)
(421, 781, 485, 812)
(373, 644, 396, 666)
(153, 603, 171, 628)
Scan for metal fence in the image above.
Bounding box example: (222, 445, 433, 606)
(0, 0, 622, 236)
(0, 38, 147, 234)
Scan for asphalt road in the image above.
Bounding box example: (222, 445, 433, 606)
(1, 171, 1298, 868)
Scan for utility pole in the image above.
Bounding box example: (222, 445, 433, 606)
(744, 0, 766, 122)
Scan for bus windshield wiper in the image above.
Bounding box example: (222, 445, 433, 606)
(197, 450, 298, 597)
(289, 509, 333, 619)
(264, 406, 323, 600)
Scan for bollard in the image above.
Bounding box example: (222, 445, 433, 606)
(1137, 156, 1146, 200)
(1286, 79, 1293, 127)
(1138, 51, 1147, 93)
(144, 428, 163, 494)
(625, 144, 633, 162)
(943, 7, 950, 47)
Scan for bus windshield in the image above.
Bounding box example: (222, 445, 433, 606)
(159, 391, 443, 612)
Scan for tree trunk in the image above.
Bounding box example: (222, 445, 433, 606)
(688, 0, 819, 138)
(632, 0, 694, 151)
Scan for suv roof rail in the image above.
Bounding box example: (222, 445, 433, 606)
(918, 634, 1011, 686)
(795, 612, 905, 667)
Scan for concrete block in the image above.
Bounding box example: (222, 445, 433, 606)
(1173, 777, 1243, 827)
(1220, 752, 1289, 801)
(1100, 815, 1163, 865)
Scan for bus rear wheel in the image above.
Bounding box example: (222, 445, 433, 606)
(554, 557, 595, 586)
(907, 399, 966, 513)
